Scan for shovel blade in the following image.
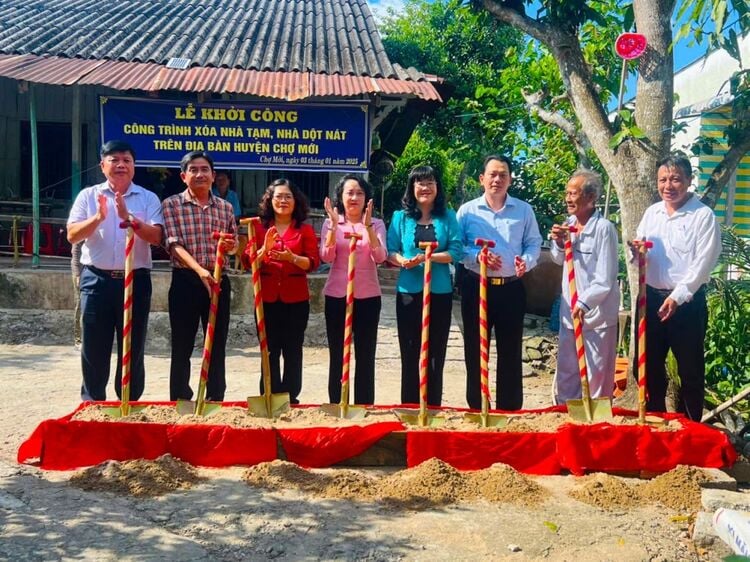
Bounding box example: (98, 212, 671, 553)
(567, 397, 613, 422)
(101, 404, 146, 418)
(397, 412, 445, 428)
(247, 393, 291, 418)
(319, 403, 368, 420)
(175, 400, 223, 417)
(463, 412, 508, 428)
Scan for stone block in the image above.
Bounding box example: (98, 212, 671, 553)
(692, 511, 716, 548)
(702, 488, 750, 512)
(725, 459, 750, 484)
(701, 468, 738, 491)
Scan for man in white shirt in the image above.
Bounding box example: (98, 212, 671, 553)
(635, 153, 721, 420)
(457, 155, 543, 410)
(67, 140, 163, 401)
(550, 170, 620, 404)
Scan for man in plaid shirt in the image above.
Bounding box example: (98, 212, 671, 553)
(162, 151, 237, 402)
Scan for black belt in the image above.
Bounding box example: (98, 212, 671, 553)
(87, 265, 148, 279)
(466, 269, 519, 286)
(646, 285, 672, 297)
(647, 285, 705, 298)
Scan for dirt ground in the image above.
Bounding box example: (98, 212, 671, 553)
(0, 300, 737, 561)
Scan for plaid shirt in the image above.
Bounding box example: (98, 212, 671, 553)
(162, 189, 237, 269)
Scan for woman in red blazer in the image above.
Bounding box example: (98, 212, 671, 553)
(243, 178, 319, 404)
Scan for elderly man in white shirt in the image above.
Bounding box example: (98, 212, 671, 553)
(550, 170, 620, 404)
(635, 153, 721, 420)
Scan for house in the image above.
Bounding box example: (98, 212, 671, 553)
(0, 0, 444, 227)
(672, 32, 750, 237)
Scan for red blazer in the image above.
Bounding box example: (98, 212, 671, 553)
(243, 221, 319, 303)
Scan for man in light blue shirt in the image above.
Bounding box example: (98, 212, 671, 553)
(457, 155, 542, 410)
(212, 171, 241, 219)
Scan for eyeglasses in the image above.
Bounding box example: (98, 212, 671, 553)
(415, 181, 437, 188)
(273, 194, 294, 201)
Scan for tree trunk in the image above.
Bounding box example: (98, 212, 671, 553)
(481, 0, 677, 406)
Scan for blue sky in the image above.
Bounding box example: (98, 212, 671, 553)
(368, 0, 709, 71)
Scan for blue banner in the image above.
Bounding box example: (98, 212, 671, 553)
(99, 96, 370, 172)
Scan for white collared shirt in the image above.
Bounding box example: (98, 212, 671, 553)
(636, 195, 721, 305)
(550, 211, 620, 330)
(68, 181, 164, 270)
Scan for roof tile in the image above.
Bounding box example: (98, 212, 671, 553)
(0, 0, 421, 79)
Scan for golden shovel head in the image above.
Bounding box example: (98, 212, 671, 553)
(175, 400, 223, 417)
(567, 397, 613, 422)
(246, 393, 291, 418)
(101, 404, 146, 418)
(319, 402, 368, 420)
(463, 412, 508, 428)
(394, 408, 445, 428)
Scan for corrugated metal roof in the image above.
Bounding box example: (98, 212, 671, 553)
(0, 0, 414, 80)
(0, 54, 442, 101)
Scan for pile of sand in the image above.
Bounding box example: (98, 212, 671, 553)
(569, 465, 712, 511)
(467, 463, 548, 506)
(69, 454, 204, 497)
(243, 460, 377, 500)
(243, 458, 547, 508)
(72, 404, 400, 427)
(639, 465, 711, 511)
(569, 473, 641, 509)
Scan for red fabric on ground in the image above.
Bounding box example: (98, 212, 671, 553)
(17, 419, 170, 470)
(638, 418, 737, 472)
(557, 411, 737, 475)
(17, 403, 737, 473)
(406, 431, 562, 474)
(167, 425, 276, 467)
(278, 422, 404, 468)
(557, 423, 644, 475)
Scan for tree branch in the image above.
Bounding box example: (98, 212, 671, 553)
(481, 0, 553, 43)
(483, 0, 617, 174)
(521, 88, 592, 167)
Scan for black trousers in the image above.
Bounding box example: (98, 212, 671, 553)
(325, 295, 381, 405)
(397, 291, 453, 406)
(260, 300, 310, 404)
(79, 266, 151, 401)
(168, 268, 231, 402)
(645, 285, 708, 420)
(461, 273, 526, 410)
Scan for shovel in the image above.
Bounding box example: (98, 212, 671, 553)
(397, 241, 444, 428)
(631, 238, 662, 425)
(242, 217, 290, 418)
(103, 219, 145, 418)
(563, 226, 613, 422)
(464, 238, 508, 428)
(320, 231, 368, 420)
(175, 231, 234, 417)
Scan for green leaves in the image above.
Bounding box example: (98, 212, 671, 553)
(674, 0, 750, 64)
(704, 227, 750, 408)
(608, 109, 646, 150)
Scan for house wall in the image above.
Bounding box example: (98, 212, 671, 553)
(0, 79, 393, 219)
(672, 33, 750, 236)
